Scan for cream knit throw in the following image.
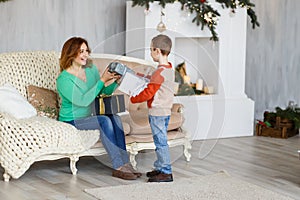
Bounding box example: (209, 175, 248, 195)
(0, 113, 99, 179)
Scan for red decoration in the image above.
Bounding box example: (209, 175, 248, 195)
(257, 120, 267, 127)
(200, 0, 206, 3)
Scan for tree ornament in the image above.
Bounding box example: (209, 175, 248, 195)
(157, 21, 167, 32)
(144, 8, 151, 15)
(229, 9, 235, 17)
(156, 10, 167, 32)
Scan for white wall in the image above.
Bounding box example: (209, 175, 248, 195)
(0, 0, 126, 54)
(245, 0, 300, 119)
(1, 0, 299, 122)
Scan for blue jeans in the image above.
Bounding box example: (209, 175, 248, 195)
(149, 115, 172, 174)
(64, 114, 129, 169)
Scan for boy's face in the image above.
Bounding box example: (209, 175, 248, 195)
(150, 42, 159, 62)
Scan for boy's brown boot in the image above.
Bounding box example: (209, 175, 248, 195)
(148, 173, 173, 182)
(146, 170, 160, 177)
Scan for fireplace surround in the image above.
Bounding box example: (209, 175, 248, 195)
(125, 1, 254, 141)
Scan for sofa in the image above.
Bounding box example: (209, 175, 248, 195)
(0, 51, 191, 182)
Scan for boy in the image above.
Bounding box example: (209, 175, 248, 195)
(130, 34, 175, 182)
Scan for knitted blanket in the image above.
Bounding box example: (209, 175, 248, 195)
(0, 113, 99, 179)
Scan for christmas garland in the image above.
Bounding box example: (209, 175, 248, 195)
(131, 0, 260, 41)
(262, 106, 300, 129)
(0, 0, 10, 2)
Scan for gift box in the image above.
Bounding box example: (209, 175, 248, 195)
(107, 62, 134, 76)
(256, 117, 299, 138)
(94, 94, 126, 115)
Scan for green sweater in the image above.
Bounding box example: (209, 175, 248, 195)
(56, 65, 118, 121)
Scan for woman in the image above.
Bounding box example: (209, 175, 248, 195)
(56, 37, 141, 180)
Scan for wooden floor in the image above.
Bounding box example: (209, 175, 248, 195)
(1, 135, 300, 200)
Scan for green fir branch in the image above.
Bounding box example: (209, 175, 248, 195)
(131, 0, 259, 41)
(131, 0, 155, 10)
(267, 106, 300, 129)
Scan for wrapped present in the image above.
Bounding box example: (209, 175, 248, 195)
(107, 62, 134, 76)
(94, 94, 125, 115)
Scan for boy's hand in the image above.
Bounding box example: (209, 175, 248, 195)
(114, 74, 122, 84)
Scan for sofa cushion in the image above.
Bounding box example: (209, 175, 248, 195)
(0, 83, 37, 119)
(122, 121, 131, 135)
(27, 85, 59, 119)
(121, 109, 183, 135)
(125, 130, 185, 144)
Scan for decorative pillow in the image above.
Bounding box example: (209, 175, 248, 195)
(27, 85, 59, 119)
(0, 83, 37, 119)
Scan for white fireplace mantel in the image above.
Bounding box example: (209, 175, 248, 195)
(126, 1, 255, 140)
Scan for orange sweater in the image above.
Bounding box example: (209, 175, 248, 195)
(130, 63, 175, 116)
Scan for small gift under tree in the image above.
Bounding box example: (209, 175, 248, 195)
(256, 106, 300, 138)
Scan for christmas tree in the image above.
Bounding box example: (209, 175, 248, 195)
(131, 0, 259, 41)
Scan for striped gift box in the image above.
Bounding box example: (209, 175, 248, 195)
(94, 94, 125, 115)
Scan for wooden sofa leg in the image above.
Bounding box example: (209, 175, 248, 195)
(184, 138, 192, 162)
(128, 143, 138, 169)
(70, 155, 79, 175)
(3, 170, 10, 182)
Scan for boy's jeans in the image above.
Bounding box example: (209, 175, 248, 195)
(149, 115, 172, 174)
(64, 114, 129, 169)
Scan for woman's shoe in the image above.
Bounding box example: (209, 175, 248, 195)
(124, 163, 142, 178)
(112, 165, 137, 180)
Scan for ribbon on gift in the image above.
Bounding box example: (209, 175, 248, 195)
(95, 94, 125, 115)
(99, 97, 105, 115)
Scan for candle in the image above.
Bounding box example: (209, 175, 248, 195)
(183, 75, 190, 84)
(196, 79, 203, 90)
(204, 86, 214, 94)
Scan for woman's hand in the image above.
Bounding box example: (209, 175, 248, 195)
(100, 67, 116, 83)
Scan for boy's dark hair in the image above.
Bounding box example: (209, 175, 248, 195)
(151, 34, 172, 56)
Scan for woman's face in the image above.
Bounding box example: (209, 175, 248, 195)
(73, 43, 89, 67)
